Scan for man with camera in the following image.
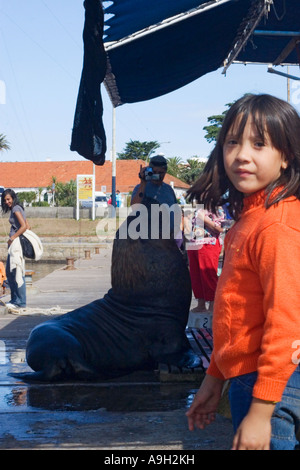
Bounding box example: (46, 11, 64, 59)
(131, 155, 177, 206)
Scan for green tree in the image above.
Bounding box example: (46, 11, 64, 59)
(54, 180, 77, 207)
(17, 191, 36, 205)
(0, 134, 10, 152)
(117, 140, 160, 160)
(179, 158, 206, 185)
(203, 102, 233, 143)
(48, 176, 57, 206)
(37, 187, 44, 202)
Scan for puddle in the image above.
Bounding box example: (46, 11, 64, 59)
(0, 382, 198, 413)
(25, 260, 66, 282)
(0, 339, 199, 414)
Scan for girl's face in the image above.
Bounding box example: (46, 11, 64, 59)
(223, 117, 288, 196)
(4, 194, 13, 208)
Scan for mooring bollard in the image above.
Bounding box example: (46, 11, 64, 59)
(65, 257, 76, 270)
(84, 250, 91, 260)
(25, 271, 35, 287)
(24, 270, 40, 294)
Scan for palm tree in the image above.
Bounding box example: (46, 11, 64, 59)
(179, 158, 206, 185)
(0, 134, 10, 152)
(186, 158, 205, 172)
(166, 156, 183, 178)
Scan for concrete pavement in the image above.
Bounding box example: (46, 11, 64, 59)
(0, 245, 233, 451)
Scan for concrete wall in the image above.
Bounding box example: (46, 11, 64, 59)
(1, 206, 108, 219)
(0, 237, 111, 261)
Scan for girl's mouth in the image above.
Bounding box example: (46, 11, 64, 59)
(235, 169, 252, 177)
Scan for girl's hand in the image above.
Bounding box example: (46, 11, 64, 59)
(231, 398, 275, 450)
(186, 375, 224, 431)
(232, 414, 272, 450)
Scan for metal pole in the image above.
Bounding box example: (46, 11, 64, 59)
(76, 176, 79, 220)
(111, 105, 116, 212)
(287, 65, 290, 103)
(92, 163, 95, 220)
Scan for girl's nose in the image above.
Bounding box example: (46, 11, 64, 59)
(235, 143, 251, 162)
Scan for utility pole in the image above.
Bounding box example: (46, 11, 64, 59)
(111, 105, 116, 213)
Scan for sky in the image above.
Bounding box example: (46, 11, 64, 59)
(0, 0, 300, 166)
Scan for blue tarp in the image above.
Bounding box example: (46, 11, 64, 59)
(235, 0, 300, 66)
(71, 0, 300, 164)
(103, 0, 300, 106)
(103, 0, 211, 42)
(104, 0, 256, 106)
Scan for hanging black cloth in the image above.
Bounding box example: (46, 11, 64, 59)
(70, 0, 107, 165)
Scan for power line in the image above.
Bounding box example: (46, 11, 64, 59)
(0, 8, 78, 82)
(0, 27, 37, 160)
(41, 0, 82, 49)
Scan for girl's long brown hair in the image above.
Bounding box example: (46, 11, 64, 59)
(1, 189, 24, 214)
(187, 94, 300, 220)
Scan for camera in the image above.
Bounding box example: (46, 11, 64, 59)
(144, 167, 160, 181)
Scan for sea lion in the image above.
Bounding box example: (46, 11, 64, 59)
(12, 199, 202, 382)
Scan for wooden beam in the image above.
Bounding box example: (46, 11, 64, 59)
(273, 36, 300, 65)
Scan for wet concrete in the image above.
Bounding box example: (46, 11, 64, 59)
(26, 260, 67, 283)
(0, 246, 233, 450)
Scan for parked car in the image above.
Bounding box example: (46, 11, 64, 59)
(94, 194, 108, 208)
(81, 192, 108, 208)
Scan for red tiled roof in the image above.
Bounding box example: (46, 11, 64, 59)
(0, 160, 190, 193)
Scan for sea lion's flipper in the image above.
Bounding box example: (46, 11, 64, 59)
(9, 357, 72, 382)
(176, 349, 203, 369)
(9, 357, 100, 383)
(156, 348, 203, 370)
(8, 370, 61, 383)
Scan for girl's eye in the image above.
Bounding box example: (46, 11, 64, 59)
(254, 141, 265, 148)
(226, 139, 237, 145)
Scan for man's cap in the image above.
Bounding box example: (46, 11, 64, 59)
(149, 155, 167, 167)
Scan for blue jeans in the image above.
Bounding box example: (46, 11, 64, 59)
(6, 255, 26, 307)
(229, 367, 300, 450)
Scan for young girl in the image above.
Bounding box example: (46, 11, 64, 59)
(186, 94, 300, 450)
(1, 189, 30, 309)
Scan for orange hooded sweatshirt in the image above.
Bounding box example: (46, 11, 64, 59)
(207, 189, 300, 402)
